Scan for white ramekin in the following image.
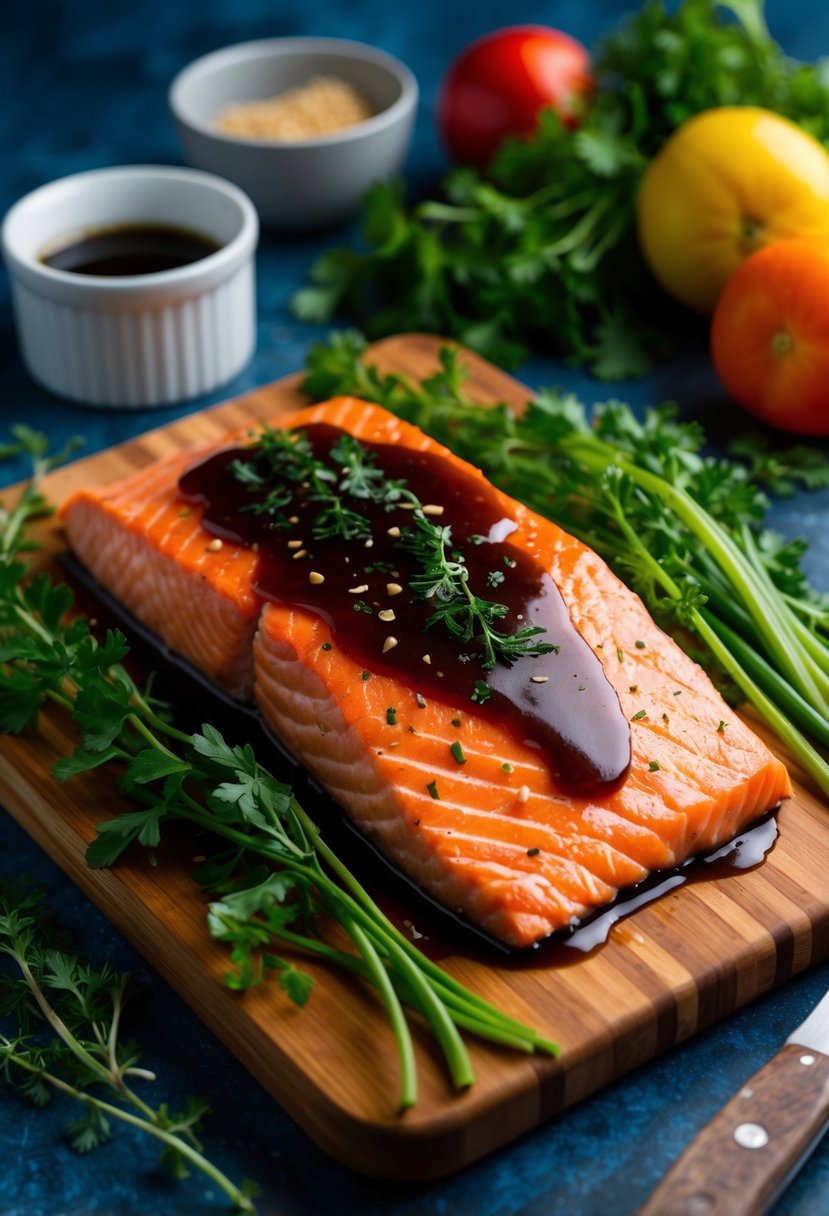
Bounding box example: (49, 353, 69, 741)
(1, 165, 259, 409)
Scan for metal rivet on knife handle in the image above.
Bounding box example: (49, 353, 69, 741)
(636, 1040, 829, 1216)
(733, 1122, 769, 1149)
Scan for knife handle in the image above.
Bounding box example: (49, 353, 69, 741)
(639, 1042, 829, 1216)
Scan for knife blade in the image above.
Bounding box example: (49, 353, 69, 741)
(639, 985, 829, 1216)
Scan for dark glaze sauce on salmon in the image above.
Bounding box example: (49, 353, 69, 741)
(179, 423, 631, 796)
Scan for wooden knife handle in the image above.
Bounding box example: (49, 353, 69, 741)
(639, 1043, 829, 1216)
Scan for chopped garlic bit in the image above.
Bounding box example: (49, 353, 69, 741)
(349, 583, 369, 594)
(309, 571, 325, 585)
(422, 504, 444, 516)
(378, 608, 396, 622)
(530, 675, 549, 684)
(387, 526, 401, 538)
(288, 539, 303, 549)
(292, 549, 308, 560)
(205, 537, 223, 552)
(386, 582, 403, 596)
(382, 636, 398, 654)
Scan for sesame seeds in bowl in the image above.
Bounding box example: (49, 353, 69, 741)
(169, 38, 418, 231)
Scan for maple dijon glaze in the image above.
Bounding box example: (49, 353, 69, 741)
(178, 423, 631, 796)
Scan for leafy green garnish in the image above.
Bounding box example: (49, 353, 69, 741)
(400, 511, 554, 670)
(292, 0, 829, 377)
(0, 433, 559, 1115)
(231, 421, 554, 672)
(0, 879, 256, 1211)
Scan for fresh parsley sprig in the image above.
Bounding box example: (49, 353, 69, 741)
(292, 0, 829, 377)
(0, 879, 257, 1212)
(302, 332, 829, 799)
(0, 431, 558, 1114)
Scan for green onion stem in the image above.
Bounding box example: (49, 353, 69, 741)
(567, 438, 829, 716)
(345, 920, 417, 1110)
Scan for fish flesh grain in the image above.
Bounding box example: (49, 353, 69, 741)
(61, 398, 792, 948)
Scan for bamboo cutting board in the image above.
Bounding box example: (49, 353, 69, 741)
(2, 333, 828, 1181)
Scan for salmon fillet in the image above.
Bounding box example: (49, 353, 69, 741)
(61, 398, 792, 948)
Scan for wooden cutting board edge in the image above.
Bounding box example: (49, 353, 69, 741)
(2, 332, 828, 1181)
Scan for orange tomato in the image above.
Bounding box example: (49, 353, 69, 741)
(710, 239, 829, 435)
(637, 107, 829, 313)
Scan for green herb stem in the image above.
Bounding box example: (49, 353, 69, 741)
(344, 920, 417, 1110)
(568, 439, 829, 717)
(3, 1055, 255, 1214)
(701, 611, 829, 751)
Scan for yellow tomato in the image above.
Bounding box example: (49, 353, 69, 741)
(637, 107, 829, 313)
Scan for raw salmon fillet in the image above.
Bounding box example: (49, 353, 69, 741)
(61, 398, 792, 948)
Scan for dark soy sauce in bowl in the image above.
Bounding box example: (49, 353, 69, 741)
(40, 223, 220, 276)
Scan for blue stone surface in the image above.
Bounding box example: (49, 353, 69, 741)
(2, 1, 829, 1212)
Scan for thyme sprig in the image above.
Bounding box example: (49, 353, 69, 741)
(302, 331, 829, 799)
(401, 511, 554, 670)
(0, 430, 558, 1114)
(0, 880, 257, 1212)
(231, 424, 554, 670)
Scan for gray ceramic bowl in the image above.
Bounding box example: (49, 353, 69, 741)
(169, 37, 418, 231)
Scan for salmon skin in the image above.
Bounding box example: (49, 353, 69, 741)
(61, 398, 792, 949)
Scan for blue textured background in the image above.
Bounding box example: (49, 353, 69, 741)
(2, 2, 829, 1214)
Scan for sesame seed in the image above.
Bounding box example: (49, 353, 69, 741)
(422, 504, 444, 516)
(378, 608, 396, 622)
(292, 549, 308, 560)
(386, 582, 403, 596)
(349, 584, 369, 594)
(387, 526, 401, 538)
(205, 537, 223, 552)
(309, 571, 325, 585)
(382, 636, 398, 654)
(530, 675, 549, 684)
(517, 785, 530, 803)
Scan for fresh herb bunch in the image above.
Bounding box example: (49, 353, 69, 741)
(231, 424, 554, 669)
(0, 430, 558, 1114)
(0, 880, 257, 1212)
(302, 331, 829, 795)
(292, 0, 829, 377)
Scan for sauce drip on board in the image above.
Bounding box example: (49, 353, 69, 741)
(178, 423, 631, 796)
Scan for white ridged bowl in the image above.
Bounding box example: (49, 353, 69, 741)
(1, 165, 258, 409)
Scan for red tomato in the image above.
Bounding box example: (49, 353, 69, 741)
(437, 26, 592, 169)
(710, 239, 829, 435)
